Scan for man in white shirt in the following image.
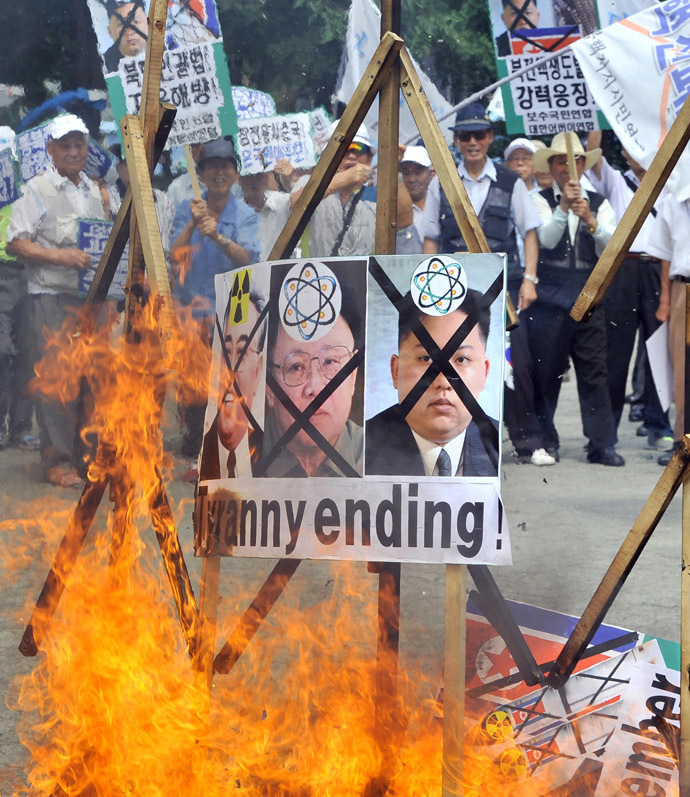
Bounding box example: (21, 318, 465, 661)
(530, 132, 623, 466)
(396, 145, 434, 255)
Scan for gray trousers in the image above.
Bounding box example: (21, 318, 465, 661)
(0, 260, 32, 438)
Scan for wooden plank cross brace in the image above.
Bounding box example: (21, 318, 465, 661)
(19, 0, 200, 665)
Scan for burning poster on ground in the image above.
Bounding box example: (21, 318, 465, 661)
(195, 253, 509, 566)
(86, 0, 238, 146)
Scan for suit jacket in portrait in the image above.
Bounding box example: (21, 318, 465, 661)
(365, 404, 499, 478)
(198, 414, 263, 480)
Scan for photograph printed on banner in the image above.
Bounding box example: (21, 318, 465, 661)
(262, 258, 367, 479)
(198, 266, 269, 482)
(488, 0, 599, 59)
(365, 253, 505, 480)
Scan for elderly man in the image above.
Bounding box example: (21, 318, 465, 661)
(6, 114, 107, 487)
(104, 0, 149, 73)
(198, 282, 266, 480)
(504, 137, 539, 193)
(366, 289, 497, 477)
(397, 145, 434, 255)
(530, 132, 622, 466)
(297, 122, 412, 257)
(423, 103, 553, 466)
(495, 0, 541, 57)
(264, 295, 363, 478)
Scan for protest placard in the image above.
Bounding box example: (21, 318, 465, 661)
(486, 0, 604, 135)
(16, 121, 114, 184)
(572, 0, 690, 201)
(195, 253, 508, 567)
(0, 149, 19, 209)
(309, 107, 332, 156)
(231, 86, 276, 120)
(236, 113, 318, 175)
(77, 218, 129, 299)
(86, 0, 238, 147)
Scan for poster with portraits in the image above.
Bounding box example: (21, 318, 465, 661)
(194, 253, 510, 567)
(86, 0, 237, 146)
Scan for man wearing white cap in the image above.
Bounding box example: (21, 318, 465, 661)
(530, 131, 622, 467)
(302, 121, 412, 257)
(396, 145, 434, 255)
(6, 114, 107, 487)
(504, 138, 538, 193)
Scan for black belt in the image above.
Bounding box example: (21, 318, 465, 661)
(626, 253, 661, 263)
(672, 275, 690, 283)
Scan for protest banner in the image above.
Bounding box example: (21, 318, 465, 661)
(0, 149, 19, 209)
(86, 0, 238, 147)
(16, 121, 114, 184)
(334, 0, 453, 145)
(572, 0, 690, 201)
(77, 218, 129, 300)
(309, 107, 332, 155)
(236, 112, 318, 175)
(195, 253, 508, 567)
(231, 86, 276, 120)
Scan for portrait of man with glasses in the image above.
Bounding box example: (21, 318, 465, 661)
(198, 275, 267, 480)
(263, 262, 365, 478)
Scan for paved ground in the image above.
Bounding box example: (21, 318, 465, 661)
(0, 370, 682, 790)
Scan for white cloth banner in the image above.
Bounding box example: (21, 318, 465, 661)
(572, 0, 690, 200)
(334, 0, 453, 145)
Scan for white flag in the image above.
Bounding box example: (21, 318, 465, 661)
(334, 0, 453, 145)
(572, 1, 690, 200)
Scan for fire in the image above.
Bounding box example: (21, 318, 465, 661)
(0, 300, 677, 795)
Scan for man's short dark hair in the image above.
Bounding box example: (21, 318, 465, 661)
(397, 288, 491, 348)
(223, 287, 267, 352)
(501, 0, 537, 7)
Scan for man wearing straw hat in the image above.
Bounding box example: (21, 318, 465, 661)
(530, 131, 622, 466)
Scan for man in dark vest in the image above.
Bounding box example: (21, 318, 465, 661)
(530, 132, 623, 466)
(422, 103, 555, 466)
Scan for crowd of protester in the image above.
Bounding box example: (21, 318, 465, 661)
(0, 100, 679, 487)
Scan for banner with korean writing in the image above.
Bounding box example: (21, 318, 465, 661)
(194, 253, 510, 566)
(86, 0, 237, 147)
(0, 150, 19, 209)
(486, 0, 604, 135)
(236, 113, 318, 175)
(572, 0, 690, 201)
(16, 121, 113, 184)
(77, 218, 129, 300)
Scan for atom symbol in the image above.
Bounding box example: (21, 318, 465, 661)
(412, 257, 467, 315)
(281, 261, 340, 341)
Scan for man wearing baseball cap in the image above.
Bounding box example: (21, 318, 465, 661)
(397, 145, 434, 255)
(504, 138, 539, 193)
(422, 102, 554, 466)
(6, 114, 107, 488)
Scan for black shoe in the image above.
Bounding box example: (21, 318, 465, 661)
(544, 446, 560, 462)
(636, 423, 649, 438)
(587, 446, 625, 467)
(628, 405, 644, 423)
(658, 441, 681, 466)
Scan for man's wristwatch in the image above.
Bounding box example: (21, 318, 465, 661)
(522, 273, 539, 285)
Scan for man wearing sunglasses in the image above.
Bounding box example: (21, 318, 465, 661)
(302, 122, 412, 257)
(263, 299, 363, 478)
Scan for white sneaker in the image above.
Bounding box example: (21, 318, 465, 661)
(530, 448, 556, 466)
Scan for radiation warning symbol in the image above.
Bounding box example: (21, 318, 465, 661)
(279, 260, 342, 343)
(482, 709, 516, 743)
(227, 268, 251, 327)
(496, 748, 528, 780)
(410, 255, 467, 316)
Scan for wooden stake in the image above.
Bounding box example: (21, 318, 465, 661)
(197, 556, 221, 691)
(564, 130, 577, 183)
(681, 286, 690, 796)
(184, 144, 203, 200)
(571, 92, 690, 323)
(443, 564, 466, 796)
(398, 50, 519, 329)
(268, 32, 404, 261)
(547, 435, 690, 688)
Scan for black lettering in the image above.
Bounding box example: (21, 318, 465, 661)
(407, 483, 418, 547)
(345, 499, 371, 546)
(315, 498, 340, 545)
(621, 778, 665, 796)
(376, 484, 401, 548)
(456, 502, 484, 558)
(223, 499, 238, 547)
(625, 742, 675, 782)
(646, 694, 680, 723)
(651, 674, 681, 697)
(240, 500, 257, 547)
(284, 500, 306, 555)
(261, 500, 280, 547)
(424, 500, 451, 549)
